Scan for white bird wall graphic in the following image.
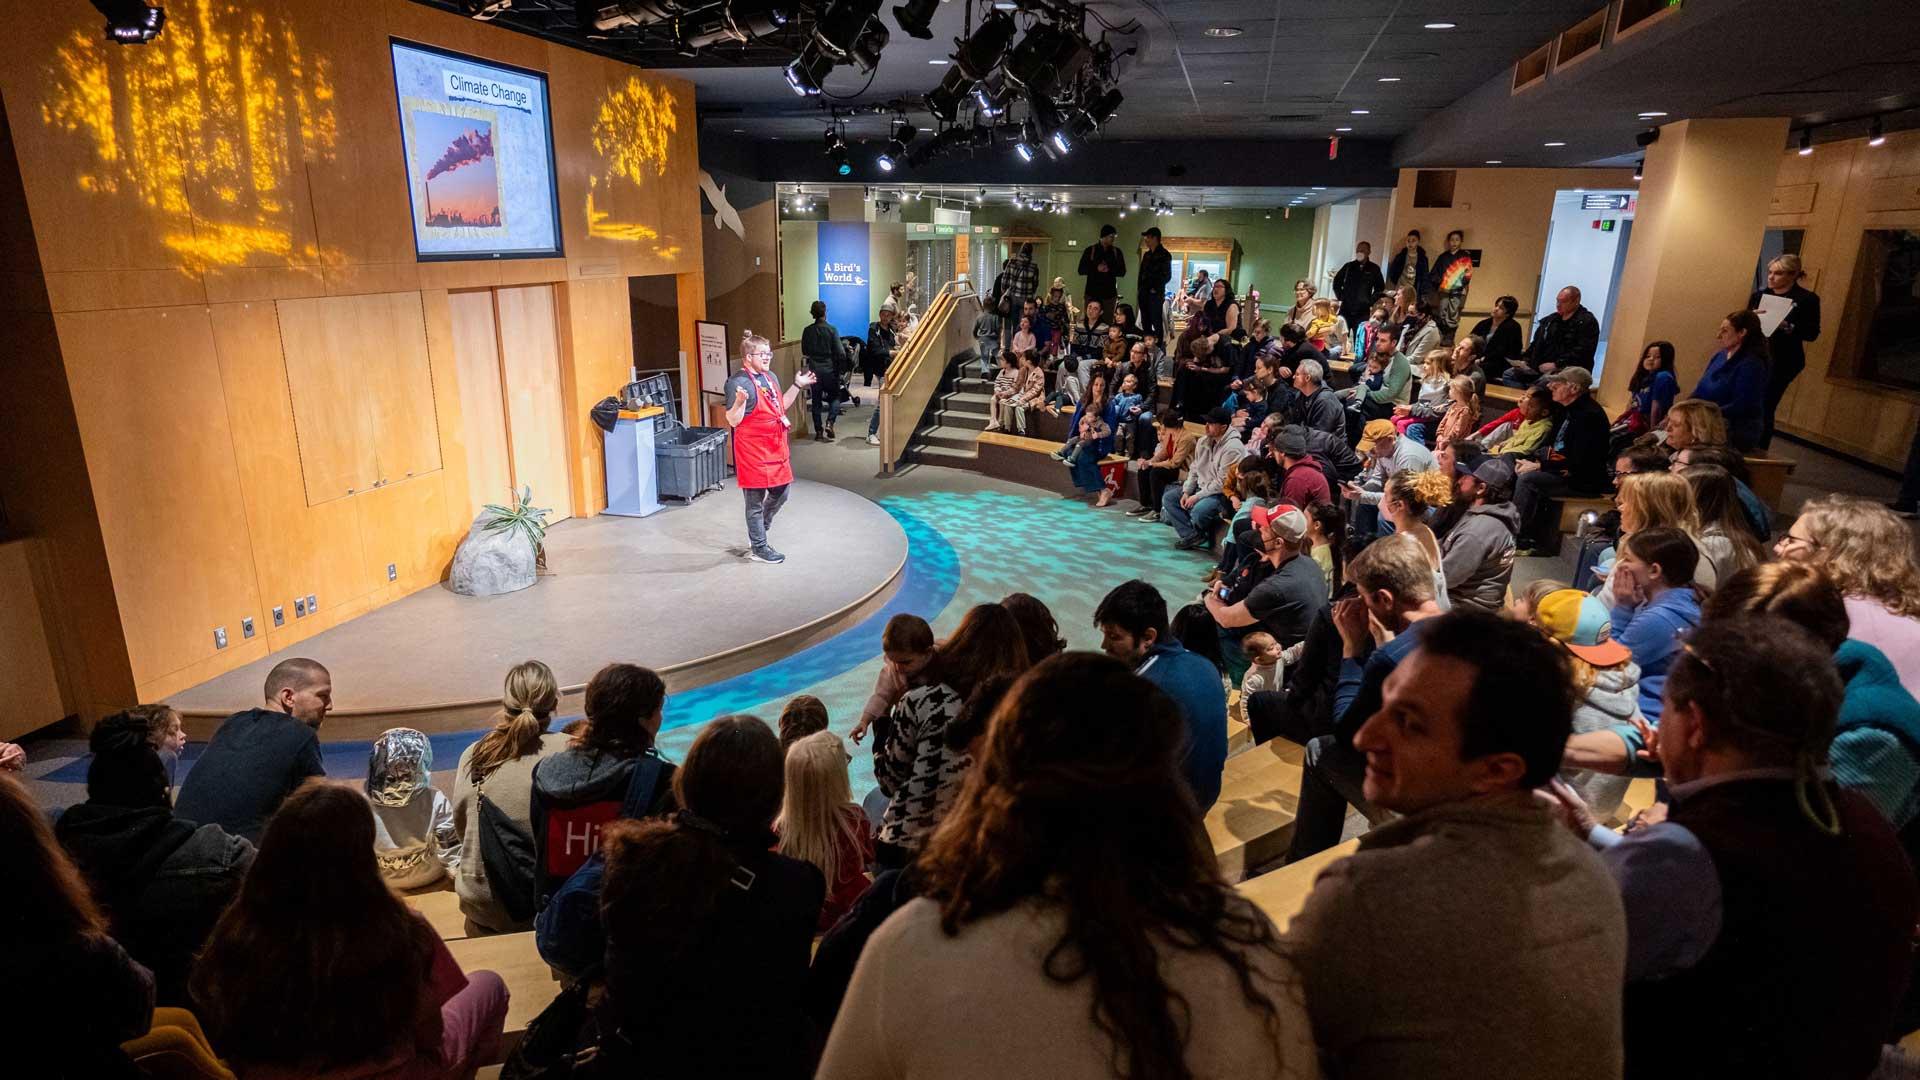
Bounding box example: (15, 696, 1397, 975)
(697, 170, 746, 242)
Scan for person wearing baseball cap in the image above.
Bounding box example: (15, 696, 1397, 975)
(1137, 226, 1171, 338)
(1513, 364, 1611, 553)
(1343, 416, 1433, 541)
(1079, 221, 1127, 310)
(1204, 502, 1328, 677)
(1273, 425, 1332, 509)
(1436, 456, 1521, 613)
(1162, 407, 1248, 550)
(1531, 588, 1644, 819)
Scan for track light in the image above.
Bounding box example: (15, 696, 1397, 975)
(849, 17, 889, 72)
(825, 127, 852, 175)
(93, 0, 165, 43)
(975, 187, 985, 203)
(892, 0, 938, 40)
(1014, 120, 1037, 162)
(1870, 117, 1886, 148)
(784, 41, 834, 95)
(1797, 129, 1813, 156)
(1632, 158, 1644, 180)
(926, 11, 1016, 123)
(876, 119, 916, 172)
(675, 2, 793, 51)
(1003, 20, 1089, 100)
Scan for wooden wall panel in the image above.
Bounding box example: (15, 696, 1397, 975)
(0, 540, 70, 739)
(354, 471, 455, 597)
(365, 291, 444, 484)
(425, 288, 490, 530)
(54, 305, 264, 690)
(494, 284, 573, 521)
(556, 276, 636, 518)
(277, 295, 382, 503)
(447, 290, 513, 517)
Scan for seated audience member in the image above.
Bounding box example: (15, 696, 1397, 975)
(1486, 386, 1555, 458)
(1043, 356, 1084, 413)
(1097, 580, 1230, 812)
(1395, 347, 1458, 442)
(1306, 501, 1345, 591)
(1776, 495, 1920, 698)
(853, 613, 936, 749)
(984, 352, 1022, 432)
(1699, 563, 1920, 833)
(598, 716, 823, 1079)
(1286, 534, 1449, 863)
(1507, 577, 1567, 624)
(5, 772, 157, 1073)
(875, 604, 1029, 868)
(778, 694, 830, 752)
(1289, 359, 1347, 442)
(1432, 375, 1481, 453)
(1273, 426, 1333, 509)
(1470, 294, 1525, 383)
(0, 740, 22, 770)
(1609, 527, 1705, 727)
(1436, 457, 1520, 613)
(54, 709, 251, 1007)
(1669, 443, 1770, 539)
(530, 663, 677, 900)
(365, 727, 461, 891)
(1381, 469, 1454, 610)
(1543, 616, 1916, 1080)
(451, 659, 571, 935)
(1597, 469, 1715, 606)
(1002, 592, 1069, 663)
(1682, 464, 1766, 583)
(1689, 310, 1770, 451)
(1240, 631, 1284, 697)
(1206, 505, 1330, 681)
(1004, 350, 1049, 435)
(1513, 367, 1612, 554)
(1214, 462, 1275, 582)
(1618, 340, 1681, 436)
(173, 657, 330, 842)
(1109, 371, 1149, 456)
(1285, 610, 1626, 1080)
(192, 781, 508, 1078)
(820, 653, 1317, 1079)
(1127, 408, 1196, 522)
(1340, 333, 1412, 437)
(778, 730, 875, 932)
(1161, 407, 1248, 551)
(1530, 589, 1645, 820)
(1507, 285, 1600, 384)
(1661, 397, 1728, 457)
(1344, 419, 1435, 539)
(1171, 601, 1231, 674)
(1308, 296, 1350, 356)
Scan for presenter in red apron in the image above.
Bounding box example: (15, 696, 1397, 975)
(725, 332, 815, 564)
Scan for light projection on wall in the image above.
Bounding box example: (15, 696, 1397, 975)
(41, 0, 337, 270)
(584, 75, 679, 254)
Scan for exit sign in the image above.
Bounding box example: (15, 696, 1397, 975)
(1582, 194, 1631, 211)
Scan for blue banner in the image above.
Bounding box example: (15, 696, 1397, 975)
(816, 221, 871, 333)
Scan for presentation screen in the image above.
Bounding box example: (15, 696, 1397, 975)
(391, 39, 563, 261)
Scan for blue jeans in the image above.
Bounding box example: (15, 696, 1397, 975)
(1161, 489, 1228, 543)
(743, 483, 789, 552)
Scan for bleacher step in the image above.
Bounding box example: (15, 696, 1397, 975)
(928, 409, 990, 432)
(910, 444, 980, 467)
(917, 424, 983, 452)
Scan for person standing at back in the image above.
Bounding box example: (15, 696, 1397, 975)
(174, 657, 330, 843)
(1136, 226, 1173, 338)
(994, 243, 1040, 355)
(1285, 610, 1627, 1080)
(1333, 240, 1386, 331)
(1750, 253, 1820, 450)
(800, 300, 848, 442)
(1386, 229, 1429, 300)
(1078, 223, 1127, 311)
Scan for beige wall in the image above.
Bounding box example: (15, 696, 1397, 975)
(1771, 129, 1920, 469)
(1387, 166, 1637, 329)
(0, 0, 704, 714)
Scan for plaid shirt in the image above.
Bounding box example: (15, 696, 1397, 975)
(1000, 254, 1039, 305)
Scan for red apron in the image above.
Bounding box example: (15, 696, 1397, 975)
(733, 371, 795, 489)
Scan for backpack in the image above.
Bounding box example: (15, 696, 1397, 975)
(475, 779, 539, 925)
(534, 754, 666, 980)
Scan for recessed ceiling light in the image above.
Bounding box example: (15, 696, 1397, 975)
(1335, 126, 1353, 132)
(1377, 77, 1401, 82)
(732, 128, 744, 133)
(1311, 186, 1325, 190)
(1204, 26, 1244, 37)
(1351, 109, 1370, 115)
(928, 58, 949, 65)
(1637, 111, 1667, 118)
(1223, 79, 1235, 85)
(1424, 22, 1456, 30)
(1485, 159, 1502, 164)
(1544, 141, 1566, 147)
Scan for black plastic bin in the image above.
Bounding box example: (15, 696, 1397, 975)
(655, 425, 729, 501)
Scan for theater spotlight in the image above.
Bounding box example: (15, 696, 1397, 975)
(825, 127, 852, 175)
(849, 17, 890, 72)
(876, 120, 916, 172)
(892, 0, 939, 40)
(1002, 20, 1089, 100)
(784, 41, 834, 95)
(679, 2, 792, 50)
(973, 76, 1012, 118)
(925, 11, 1016, 122)
(1013, 119, 1038, 162)
(93, 0, 165, 43)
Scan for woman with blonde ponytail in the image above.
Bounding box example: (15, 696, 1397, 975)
(452, 660, 570, 935)
(776, 730, 873, 930)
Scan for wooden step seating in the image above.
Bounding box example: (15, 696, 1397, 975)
(1742, 455, 1794, 509)
(1206, 735, 1307, 882)
(447, 930, 560, 1063)
(1236, 838, 1360, 930)
(1226, 688, 1252, 756)
(974, 430, 1129, 497)
(402, 884, 467, 942)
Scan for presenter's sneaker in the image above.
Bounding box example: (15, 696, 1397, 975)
(748, 546, 786, 564)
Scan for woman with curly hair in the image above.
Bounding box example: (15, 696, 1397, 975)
(1777, 495, 1920, 698)
(818, 652, 1316, 1080)
(1382, 469, 1456, 612)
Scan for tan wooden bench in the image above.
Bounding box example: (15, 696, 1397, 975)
(403, 884, 467, 942)
(1206, 736, 1306, 882)
(1742, 454, 1795, 508)
(446, 931, 559, 1060)
(1485, 383, 1524, 405)
(975, 429, 1128, 496)
(1236, 838, 1361, 931)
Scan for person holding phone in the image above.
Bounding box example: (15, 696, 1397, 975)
(725, 331, 815, 565)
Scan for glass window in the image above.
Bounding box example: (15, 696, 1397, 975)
(1849, 229, 1920, 392)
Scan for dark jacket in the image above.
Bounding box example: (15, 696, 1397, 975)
(1544, 392, 1611, 493)
(1300, 424, 1363, 480)
(1524, 305, 1601, 370)
(1385, 245, 1429, 297)
(1137, 244, 1173, 293)
(800, 321, 846, 375)
(11, 931, 153, 1077)
(1623, 781, 1916, 1080)
(1077, 240, 1127, 302)
(808, 868, 920, 1033)
(1438, 502, 1520, 613)
(55, 803, 252, 1007)
(1292, 384, 1348, 443)
(529, 747, 678, 897)
(1748, 284, 1820, 379)
(173, 707, 323, 843)
(601, 837, 825, 1079)
(1332, 258, 1386, 322)
(863, 320, 895, 376)
(1470, 316, 1525, 383)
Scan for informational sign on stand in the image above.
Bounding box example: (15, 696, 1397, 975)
(695, 319, 730, 399)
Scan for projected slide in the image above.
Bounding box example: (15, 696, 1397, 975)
(391, 40, 562, 260)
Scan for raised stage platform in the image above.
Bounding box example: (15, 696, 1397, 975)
(168, 479, 908, 739)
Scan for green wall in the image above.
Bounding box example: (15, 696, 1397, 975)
(777, 220, 908, 342)
(966, 205, 1315, 312)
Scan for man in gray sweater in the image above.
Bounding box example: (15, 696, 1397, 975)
(1284, 610, 1627, 1080)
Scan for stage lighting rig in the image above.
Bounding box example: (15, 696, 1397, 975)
(925, 10, 1016, 123)
(1002, 19, 1089, 102)
(876, 120, 917, 172)
(785, 41, 835, 95)
(93, 0, 165, 43)
(892, 0, 939, 40)
(825, 126, 852, 175)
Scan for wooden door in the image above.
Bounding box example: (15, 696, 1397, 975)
(447, 289, 513, 520)
(493, 285, 573, 523)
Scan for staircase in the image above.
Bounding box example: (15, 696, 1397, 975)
(904, 358, 993, 468)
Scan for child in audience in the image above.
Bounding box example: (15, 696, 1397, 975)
(1532, 589, 1645, 819)
(776, 729, 875, 931)
(1103, 324, 1127, 366)
(1144, 331, 1173, 383)
(193, 781, 508, 1078)
(1044, 356, 1085, 413)
(778, 695, 829, 752)
(365, 727, 461, 890)
(1010, 315, 1036, 358)
(1488, 385, 1555, 457)
(1434, 374, 1481, 453)
(853, 613, 936, 751)
(1306, 502, 1345, 592)
(1507, 577, 1567, 624)
(984, 352, 1022, 432)
(1110, 371, 1146, 456)
(1240, 631, 1285, 696)
(1056, 405, 1110, 465)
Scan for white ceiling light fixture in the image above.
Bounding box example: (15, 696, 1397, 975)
(1350, 108, 1370, 115)
(927, 58, 948, 65)
(1203, 26, 1244, 38)
(1311, 185, 1326, 190)
(1377, 76, 1400, 83)
(1544, 141, 1566, 147)
(1423, 22, 1456, 30)
(1335, 126, 1353, 132)
(1637, 111, 1667, 119)
(1485, 159, 1502, 164)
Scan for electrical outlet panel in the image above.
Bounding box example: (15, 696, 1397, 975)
(213, 627, 228, 649)
(387, 563, 398, 582)
(242, 617, 255, 639)
(307, 593, 318, 613)
(294, 597, 307, 618)
(273, 606, 285, 627)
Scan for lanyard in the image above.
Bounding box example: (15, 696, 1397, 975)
(752, 371, 789, 429)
